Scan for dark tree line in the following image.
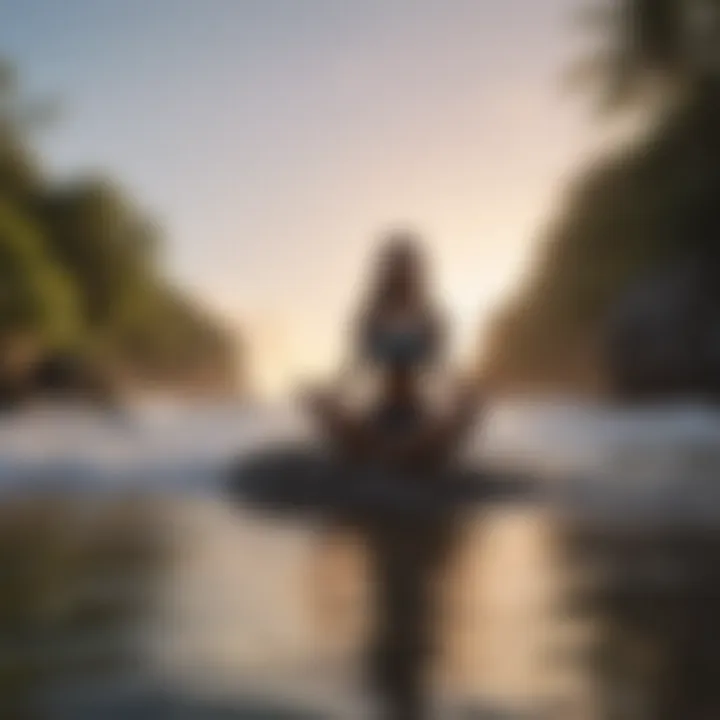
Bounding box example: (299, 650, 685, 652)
(0, 61, 239, 403)
(484, 0, 720, 400)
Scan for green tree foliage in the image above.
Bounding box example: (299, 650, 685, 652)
(572, 0, 720, 109)
(483, 1, 720, 393)
(39, 180, 157, 331)
(110, 279, 237, 387)
(0, 201, 79, 347)
(0, 58, 238, 395)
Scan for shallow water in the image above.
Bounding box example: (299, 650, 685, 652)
(2, 398, 720, 717)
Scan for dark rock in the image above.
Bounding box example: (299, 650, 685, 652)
(604, 254, 720, 402)
(30, 351, 119, 406)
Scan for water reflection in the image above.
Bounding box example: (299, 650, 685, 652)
(0, 495, 168, 718)
(151, 498, 559, 718)
(0, 493, 560, 718)
(2, 401, 720, 718)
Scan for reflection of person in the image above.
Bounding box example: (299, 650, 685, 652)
(307, 231, 481, 720)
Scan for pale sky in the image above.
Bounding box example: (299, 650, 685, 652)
(1, 0, 603, 393)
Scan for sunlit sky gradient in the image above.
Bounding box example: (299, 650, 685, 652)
(2, 0, 606, 393)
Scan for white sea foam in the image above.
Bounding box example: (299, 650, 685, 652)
(1, 398, 719, 525)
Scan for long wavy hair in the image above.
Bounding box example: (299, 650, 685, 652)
(363, 232, 428, 318)
(351, 231, 445, 378)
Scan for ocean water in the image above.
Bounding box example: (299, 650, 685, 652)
(2, 398, 720, 718)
